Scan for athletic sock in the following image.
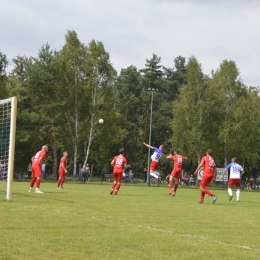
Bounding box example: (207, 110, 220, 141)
(200, 191, 205, 201)
(203, 188, 215, 197)
(111, 182, 116, 190)
(228, 188, 232, 196)
(57, 179, 61, 187)
(174, 183, 178, 192)
(236, 189, 240, 201)
(169, 179, 173, 190)
(116, 183, 121, 192)
(36, 179, 41, 189)
(30, 179, 35, 188)
(61, 178, 65, 186)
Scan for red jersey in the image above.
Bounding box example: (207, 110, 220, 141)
(113, 154, 127, 170)
(33, 150, 46, 163)
(59, 157, 67, 169)
(169, 155, 187, 170)
(201, 155, 216, 175)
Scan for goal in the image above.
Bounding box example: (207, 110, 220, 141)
(0, 97, 17, 200)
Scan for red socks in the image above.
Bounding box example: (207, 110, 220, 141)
(61, 178, 65, 186)
(36, 179, 41, 189)
(30, 179, 35, 188)
(111, 182, 116, 190)
(203, 188, 214, 197)
(200, 191, 205, 201)
(115, 183, 121, 191)
(57, 179, 62, 187)
(174, 184, 178, 192)
(169, 179, 173, 190)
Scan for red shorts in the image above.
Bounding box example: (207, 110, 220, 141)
(171, 169, 182, 179)
(150, 161, 159, 171)
(228, 178, 241, 188)
(32, 162, 41, 178)
(113, 169, 123, 181)
(200, 174, 214, 187)
(59, 168, 66, 177)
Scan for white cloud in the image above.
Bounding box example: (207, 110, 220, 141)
(0, 0, 259, 86)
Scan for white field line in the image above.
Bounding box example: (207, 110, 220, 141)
(90, 215, 260, 253)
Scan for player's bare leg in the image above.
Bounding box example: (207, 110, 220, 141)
(110, 180, 117, 195)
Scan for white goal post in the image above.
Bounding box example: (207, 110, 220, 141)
(0, 97, 17, 201)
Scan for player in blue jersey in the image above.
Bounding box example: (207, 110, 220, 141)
(221, 158, 244, 202)
(143, 142, 164, 179)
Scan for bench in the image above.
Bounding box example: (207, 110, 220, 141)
(104, 174, 113, 182)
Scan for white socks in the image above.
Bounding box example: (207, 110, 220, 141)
(228, 188, 232, 196)
(236, 189, 240, 201)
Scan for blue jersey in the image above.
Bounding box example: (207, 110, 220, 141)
(226, 162, 243, 179)
(151, 147, 164, 162)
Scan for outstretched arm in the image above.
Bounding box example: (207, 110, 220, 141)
(143, 142, 153, 149)
(166, 154, 172, 159)
(221, 168, 228, 180)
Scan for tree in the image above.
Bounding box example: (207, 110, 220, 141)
(0, 51, 8, 99)
(172, 56, 211, 164)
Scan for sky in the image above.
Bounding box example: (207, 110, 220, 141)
(1, 0, 260, 86)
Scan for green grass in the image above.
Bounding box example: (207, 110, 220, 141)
(0, 182, 260, 260)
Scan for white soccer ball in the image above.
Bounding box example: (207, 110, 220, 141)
(98, 118, 104, 124)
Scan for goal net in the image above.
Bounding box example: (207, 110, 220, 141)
(0, 97, 17, 200)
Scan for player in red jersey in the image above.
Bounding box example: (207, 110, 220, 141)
(166, 150, 188, 196)
(57, 151, 68, 189)
(194, 149, 218, 204)
(29, 145, 48, 193)
(110, 148, 130, 195)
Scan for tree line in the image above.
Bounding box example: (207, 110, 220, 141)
(0, 30, 259, 178)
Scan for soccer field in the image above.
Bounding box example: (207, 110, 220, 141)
(1, 182, 259, 260)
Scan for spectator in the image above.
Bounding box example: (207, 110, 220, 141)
(129, 170, 134, 183)
(165, 174, 170, 186)
(80, 165, 87, 183)
(244, 178, 252, 191)
(182, 174, 189, 186)
(41, 163, 46, 180)
(249, 175, 255, 189)
(19, 173, 25, 181)
(101, 166, 108, 181)
(86, 164, 90, 181)
(256, 176, 260, 189)
(27, 163, 32, 180)
(189, 174, 195, 187)
(143, 168, 148, 183)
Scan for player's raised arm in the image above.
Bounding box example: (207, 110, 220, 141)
(143, 142, 154, 149)
(166, 154, 172, 159)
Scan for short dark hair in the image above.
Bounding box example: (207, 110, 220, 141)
(174, 150, 180, 154)
(232, 157, 237, 162)
(207, 149, 213, 156)
(119, 148, 125, 154)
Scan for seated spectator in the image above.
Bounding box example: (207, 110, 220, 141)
(182, 174, 189, 186)
(129, 170, 134, 183)
(189, 175, 195, 187)
(256, 176, 260, 189)
(249, 175, 255, 189)
(19, 173, 25, 181)
(244, 178, 252, 191)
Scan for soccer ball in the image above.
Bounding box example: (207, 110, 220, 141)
(98, 118, 104, 124)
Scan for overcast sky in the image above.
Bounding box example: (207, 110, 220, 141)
(1, 0, 260, 86)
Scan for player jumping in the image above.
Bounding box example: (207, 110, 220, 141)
(143, 142, 164, 180)
(57, 151, 68, 189)
(194, 149, 218, 204)
(221, 157, 244, 202)
(29, 145, 48, 193)
(110, 148, 130, 195)
(166, 150, 188, 196)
